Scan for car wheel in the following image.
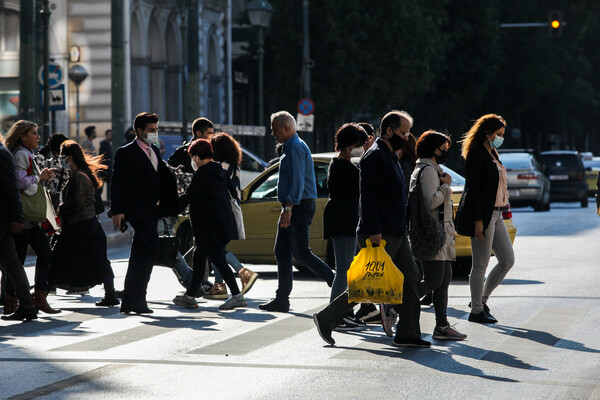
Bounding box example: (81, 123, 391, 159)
(175, 218, 194, 266)
(581, 197, 589, 208)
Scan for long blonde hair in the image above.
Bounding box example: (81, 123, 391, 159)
(4, 120, 38, 153)
(459, 114, 506, 159)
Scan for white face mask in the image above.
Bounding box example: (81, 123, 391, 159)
(350, 147, 365, 157)
(191, 157, 199, 171)
(146, 132, 159, 146)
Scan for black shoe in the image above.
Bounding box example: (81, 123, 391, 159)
(468, 311, 496, 324)
(468, 302, 497, 322)
(335, 319, 359, 331)
(201, 280, 214, 293)
(313, 313, 335, 345)
(96, 294, 120, 307)
(392, 337, 431, 348)
(355, 303, 378, 320)
(420, 292, 433, 306)
(120, 299, 153, 314)
(258, 298, 290, 313)
(343, 315, 366, 326)
(1, 307, 38, 321)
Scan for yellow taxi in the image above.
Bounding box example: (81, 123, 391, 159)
(176, 153, 517, 274)
(582, 154, 600, 196)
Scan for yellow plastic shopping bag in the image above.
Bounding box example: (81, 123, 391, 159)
(347, 239, 404, 304)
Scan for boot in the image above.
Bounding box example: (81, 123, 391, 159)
(1, 306, 37, 321)
(96, 288, 120, 307)
(33, 288, 61, 314)
(238, 268, 259, 295)
(204, 282, 228, 299)
(2, 293, 18, 315)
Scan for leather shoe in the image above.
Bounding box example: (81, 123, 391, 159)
(468, 311, 496, 324)
(1, 306, 38, 321)
(468, 302, 497, 322)
(120, 299, 153, 314)
(258, 298, 289, 313)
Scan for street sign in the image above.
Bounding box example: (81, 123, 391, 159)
(297, 98, 315, 116)
(38, 62, 64, 89)
(297, 114, 314, 132)
(40, 84, 66, 111)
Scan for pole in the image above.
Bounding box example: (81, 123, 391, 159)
(302, 0, 312, 148)
(19, 0, 36, 121)
(76, 84, 81, 142)
(257, 27, 265, 127)
(41, 0, 51, 143)
(111, 0, 125, 150)
(226, 0, 233, 124)
(180, 1, 189, 140)
(187, 0, 200, 120)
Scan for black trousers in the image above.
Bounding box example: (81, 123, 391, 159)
(0, 232, 34, 308)
(11, 225, 52, 291)
(122, 219, 159, 307)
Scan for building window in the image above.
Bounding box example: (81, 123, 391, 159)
(0, 10, 19, 53)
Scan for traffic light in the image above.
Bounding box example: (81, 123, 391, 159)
(549, 11, 562, 37)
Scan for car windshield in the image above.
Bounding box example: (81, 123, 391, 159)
(440, 165, 465, 186)
(499, 155, 533, 170)
(539, 155, 581, 169)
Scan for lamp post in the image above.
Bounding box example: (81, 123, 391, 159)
(247, 0, 273, 127)
(68, 64, 89, 142)
(176, 0, 189, 141)
(40, 0, 51, 144)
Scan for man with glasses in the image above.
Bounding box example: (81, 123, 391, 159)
(110, 112, 178, 314)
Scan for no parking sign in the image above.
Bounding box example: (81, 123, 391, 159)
(38, 62, 64, 89)
(297, 98, 315, 116)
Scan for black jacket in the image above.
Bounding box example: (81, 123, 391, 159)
(357, 138, 408, 237)
(0, 143, 24, 238)
(180, 161, 237, 248)
(323, 157, 359, 238)
(168, 142, 194, 173)
(455, 145, 501, 237)
(110, 140, 178, 223)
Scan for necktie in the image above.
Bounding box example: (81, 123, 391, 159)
(147, 146, 158, 171)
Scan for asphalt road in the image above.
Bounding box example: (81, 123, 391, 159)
(1, 201, 600, 399)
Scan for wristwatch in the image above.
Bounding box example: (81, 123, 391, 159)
(283, 205, 292, 212)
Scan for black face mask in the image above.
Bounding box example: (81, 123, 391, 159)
(387, 132, 405, 151)
(436, 149, 448, 164)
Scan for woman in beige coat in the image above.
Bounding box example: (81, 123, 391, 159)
(409, 130, 466, 341)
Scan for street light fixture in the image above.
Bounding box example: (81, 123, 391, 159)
(68, 64, 89, 143)
(247, 0, 273, 127)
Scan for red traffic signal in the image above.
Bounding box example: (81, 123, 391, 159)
(549, 12, 562, 37)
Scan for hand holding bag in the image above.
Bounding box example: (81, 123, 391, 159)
(347, 239, 404, 304)
(154, 218, 180, 268)
(408, 166, 446, 260)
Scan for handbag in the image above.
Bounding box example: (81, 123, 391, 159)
(347, 239, 404, 304)
(225, 166, 245, 240)
(408, 165, 446, 260)
(154, 218, 180, 268)
(22, 183, 48, 223)
(21, 157, 48, 223)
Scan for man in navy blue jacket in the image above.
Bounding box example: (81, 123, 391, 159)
(313, 110, 429, 348)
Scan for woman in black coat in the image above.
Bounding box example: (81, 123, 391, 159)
(455, 114, 515, 324)
(172, 139, 246, 311)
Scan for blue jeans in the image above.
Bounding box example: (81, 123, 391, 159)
(213, 250, 244, 284)
(330, 235, 357, 302)
(274, 199, 334, 302)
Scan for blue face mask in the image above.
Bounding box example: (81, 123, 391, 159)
(490, 136, 504, 149)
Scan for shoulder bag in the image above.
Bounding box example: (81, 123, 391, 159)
(21, 157, 48, 223)
(408, 166, 446, 260)
(154, 218, 180, 268)
(225, 170, 245, 240)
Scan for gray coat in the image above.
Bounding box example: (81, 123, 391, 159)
(409, 158, 456, 261)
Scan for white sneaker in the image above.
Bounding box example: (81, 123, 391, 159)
(380, 304, 398, 337)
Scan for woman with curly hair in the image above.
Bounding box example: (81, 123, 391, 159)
(3, 120, 59, 315)
(455, 114, 515, 324)
(49, 140, 119, 307)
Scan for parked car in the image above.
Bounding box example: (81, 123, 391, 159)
(582, 154, 600, 197)
(175, 153, 517, 275)
(538, 151, 588, 207)
(498, 152, 551, 211)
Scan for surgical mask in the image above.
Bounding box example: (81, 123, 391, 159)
(436, 149, 448, 164)
(61, 160, 70, 170)
(350, 147, 364, 157)
(191, 157, 199, 172)
(490, 136, 504, 149)
(387, 132, 405, 152)
(146, 132, 159, 146)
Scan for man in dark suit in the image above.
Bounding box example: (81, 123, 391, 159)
(0, 140, 37, 321)
(110, 112, 178, 314)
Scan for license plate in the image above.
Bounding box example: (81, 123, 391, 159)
(549, 174, 568, 180)
(508, 189, 520, 197)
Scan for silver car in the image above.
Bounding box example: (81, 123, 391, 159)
(499, 152, 551, 212)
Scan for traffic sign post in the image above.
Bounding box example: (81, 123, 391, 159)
(297, 98, 315, 116)
(297, 114, 314, 132)
(38, 62, 64, 89)
(40, 84, 65, 111)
